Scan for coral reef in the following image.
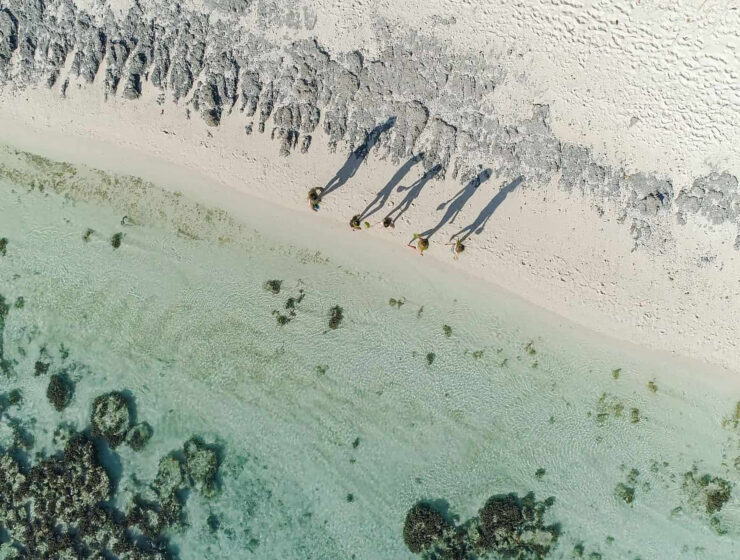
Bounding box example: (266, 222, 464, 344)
(0, 387, 223, 558)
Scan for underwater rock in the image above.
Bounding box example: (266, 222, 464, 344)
(184, 437, 219, 496)
(90, 391, 132, 447)
(126, 421, 154, 451)
(403, 502, 452, 554)
(0, 427, 178, 558)
(154, 455, 186, 498)
(0, 435, 111, 556)
(127, 493, 183, 539)
(404, 492, 559, 559)
(46, 372, 74, 411)
(478, 494, 523, 542)
(0, 370, 209, 559)
(615, 482, 635, 505)
(683, 468, 732, 514)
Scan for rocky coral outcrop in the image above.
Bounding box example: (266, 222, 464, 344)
(90, 390, 132, 447)
(126, 420, 153, 451)
(183, 437, 219, 496)
(0, 386, 224, 559)
(403, 492, 559, 559)
(46, 372, 74, 411)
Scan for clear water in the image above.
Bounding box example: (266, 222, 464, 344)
(0, 146, 739, 559)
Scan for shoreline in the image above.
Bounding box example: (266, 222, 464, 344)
(5, 141, 740, 560)
(0, 1, 737, 373)
(0, 88, 738, 380)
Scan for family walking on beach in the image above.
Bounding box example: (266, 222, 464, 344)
(306, 119, 521, 259)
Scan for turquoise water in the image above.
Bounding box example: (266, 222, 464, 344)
(1, 147, 739, 559)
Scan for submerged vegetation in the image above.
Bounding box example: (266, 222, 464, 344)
(110, 231, 124, 249)
(721, 401, 740, 430)
(682, 467, 732, 515)
(615, 482, 635, 504)
(0, 294, 13, 376)
(329, 305, 344, 329)
(264, 279, 283, 294)
(46, 372, 74, 411)
(265, 281, 306, 326)
(0, 237, 7, 256)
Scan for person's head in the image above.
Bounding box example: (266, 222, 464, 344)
(309, 190, 320, 203)
(383, 217, 394, 228)
(418, 238, 429, 251)
(350, 215, 361, 228)
(455, 240, 465, 253)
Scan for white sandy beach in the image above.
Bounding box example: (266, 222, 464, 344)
(0, 82, 738, 376)
(0, 0, 738, 373)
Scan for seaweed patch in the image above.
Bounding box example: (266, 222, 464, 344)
(264, 279, 282, 294)
(329, 305, 344, 329)
(110, 232, 124, 249)
(682, 467, 732, 515)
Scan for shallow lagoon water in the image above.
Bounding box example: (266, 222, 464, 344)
(1, 147, 739, 559)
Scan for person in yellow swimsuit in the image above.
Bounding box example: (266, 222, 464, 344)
(408, 234, 429, 256)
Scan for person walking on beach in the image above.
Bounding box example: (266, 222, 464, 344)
(308, 187, 323, 211)
(445, 238, 465, 260)
(408, 234, 429, 256)
(350, 215, 362, 230)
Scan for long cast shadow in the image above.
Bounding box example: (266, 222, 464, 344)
(451, 176, 523, 242)
(359, 154, 423, 221)
(418, 168, 492, 239)
(321, 116, 396, 199)
(384, 164, 442, 225)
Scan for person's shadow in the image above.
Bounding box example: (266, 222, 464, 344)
(384, 164, 442, 225)
(451, 176, 522, 242)
(418, 168, 492, 239)
(321, 117, 396, 199)
(359, 154, 422, 221)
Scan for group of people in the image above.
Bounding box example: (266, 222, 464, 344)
(307, 186, 466, 259)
